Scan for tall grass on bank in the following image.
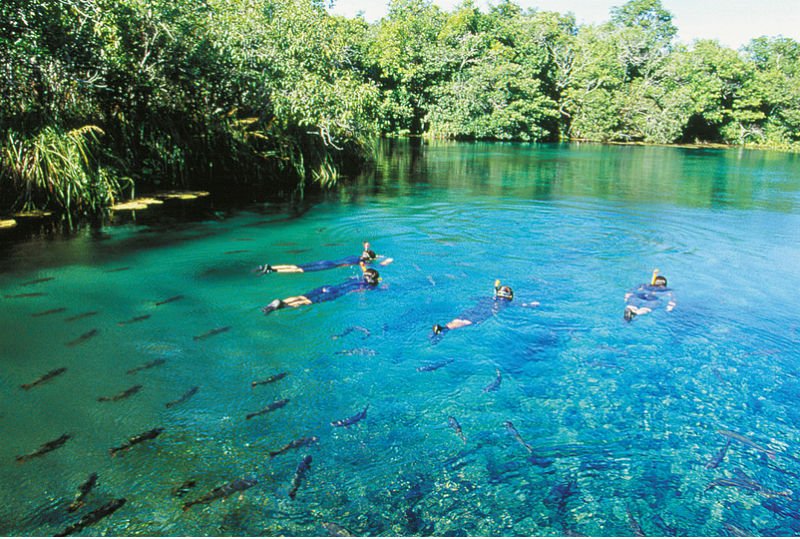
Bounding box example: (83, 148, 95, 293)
(1, 126, 127, 215)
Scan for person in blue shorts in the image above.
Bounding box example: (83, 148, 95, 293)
(255, 242, 390, 274)
(261, 265, 382, 315)
(432, 280, 523, 339)
(624, 269, 676, 322)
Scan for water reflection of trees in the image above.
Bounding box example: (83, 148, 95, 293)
(355, 140, 800, 212)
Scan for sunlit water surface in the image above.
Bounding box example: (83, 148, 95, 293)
(1, 141, 800, 536)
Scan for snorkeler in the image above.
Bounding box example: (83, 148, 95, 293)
(261, 264, 382, 315)
(623, 269, 676, 322)
(431, 280, 534, 340)
(255, 242, 391, 274)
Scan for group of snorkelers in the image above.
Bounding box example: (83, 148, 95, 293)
(257, 242, 388, 316)
(255, 242, 675, 330)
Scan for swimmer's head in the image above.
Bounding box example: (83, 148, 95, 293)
(495, 285, 514, 301)
(363, 268, 381, 285)
(360, 242, 376, 261)
(652, 275, 667, 287)
(624, 306, 636, 322)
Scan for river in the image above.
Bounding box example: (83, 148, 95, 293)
(1, 140, 799, 536)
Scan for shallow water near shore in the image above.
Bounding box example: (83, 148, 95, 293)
(1, 140, 800, 536)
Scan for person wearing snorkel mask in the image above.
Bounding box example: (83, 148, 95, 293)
(431, 280, 536, 340)
(261, 264, 382, 315)
(255, 241, 392, 274)
(624, 268, 676, 322)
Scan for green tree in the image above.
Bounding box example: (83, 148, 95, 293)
(367, 0, 446, 135)
(741, 37, 800, 147)
(563, 0, 681, 142)
(666, 40, 755, 143)
(426, 2, 565, 141)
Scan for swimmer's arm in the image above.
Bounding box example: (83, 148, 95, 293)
(379, 257, 394, 266)
(666, 291, 676, 311)
(521, 301, 540, 308)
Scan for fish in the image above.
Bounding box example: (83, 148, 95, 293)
(718, 429, 777, 459)
(104, 267, 131, 273)
(165, 386, 199, 408)
(332, 326, 371, 340)
(331, 405, 369, 427)
(322, 522, 353, 536)
(110, 427, 164, 457)
(405, 507, 428, 534)
(561, 525, 587, 537)
(224, 249, 250, 255)
(64, 311, 99, 322)
(155, 295, 184, 306)
(269, 436, 319, 458)
(193, 326, 231, 341)
(55, 498, 126, 537)
(98, 385, 143, 402)
(21, 277, 55, 286)
(66, 329, 98, 347)
(761, 498, 800, 520)
(251, 371, 288, 388)
(4, 292, 46, 298)
(483, 369, 502, 392)
(583, 360, 624, 371)
(117, 314, 151, 326)
(626, 507, 646, 537)
(335, 348, 377, 357)
(32, 307, 67, 317)
(67, 472, 98, 513)
(245, 398, 290, 420)
(416, 358, 454, 372)
(504, 421, 534, 454)
(448, 416, 467, 443)
(288, 455, 312, 499)
(705, 439, 731, 469)
(16, 433, 71, 463)
(126, 359, 166, 375)
(723, 523, 752, 537)
(21, 367, 67, 390)
(171, 480, 197, 498)
(182, 477, 258, 511)
(652, 514, 678, 536)
(705, 470, 792, 498)
(544, 480, 577, 515)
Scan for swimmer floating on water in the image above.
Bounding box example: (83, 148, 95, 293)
(624, 268, 676, 322)
(261, 264, 382, 316)
(431, 280, 538, 341)
(255, 242, 392, 274)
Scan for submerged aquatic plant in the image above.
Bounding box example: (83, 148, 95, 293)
(1, 126, 126, 214)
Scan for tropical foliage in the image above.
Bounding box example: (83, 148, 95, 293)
(1, 0, 799, 215)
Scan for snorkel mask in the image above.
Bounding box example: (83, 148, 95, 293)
(361, 263, 381, 285)
(493, 279, 514, 301)
(361, 241, 376, 261)
(650, 269, 668, 288)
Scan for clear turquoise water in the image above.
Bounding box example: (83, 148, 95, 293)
(2, 140, 800, 536)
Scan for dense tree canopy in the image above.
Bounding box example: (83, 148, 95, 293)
(1, 0, 798, 215)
